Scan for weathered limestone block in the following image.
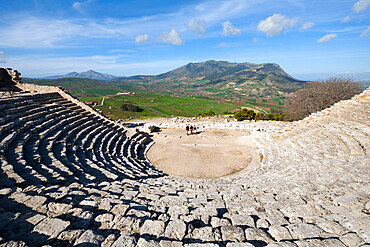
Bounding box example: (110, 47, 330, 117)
(95, 213, 115, 229)
(111, 234, 136, 247)
(168, 205, 189, 219)
(136, 238, 161, 247)
(357, 230, 369, 243)
(210, 217, 231, 228)
(110, 203, 129, 216)
(266, 209, 290, 226)
(316, 220, 348, 235)
(339, 232, 365, 246)
(221, 225, 246, 242)
(191, 206, 218, 222)
(78, 198, 98, 209)
(113, 216, 141, 232)
(23, 213, 46, 225)
(256, 218, 270, 228)
(140, 219, 165, 237)
(287, 223, 324, 240)
(187, 226, 215, 242)
(341, 217, 369, 236)
(164, 219, 187, 240)
(98, 198, 113, 211)
(47, 202, 72, 217)
(159, 240, 183, 247)
(101, 234, 117, 247)
(33, 217, 70, 239)
(230, 214, 255, 227)
(23, 195, 47, 213)
(244, 227, 273, 244)
(74, 230, 105, 246)
(158, 213, 170, 222)
(126, 208, 151, 219)
(57, 229, 84, 244)
(280, 205, 315, 219)
(0, 188, 14, 196)
(268, 226, 293, 241)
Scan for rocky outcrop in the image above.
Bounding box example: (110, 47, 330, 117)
(0, 68, 22, 91)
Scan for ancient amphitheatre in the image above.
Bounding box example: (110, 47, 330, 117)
(0, 68, 369, 246)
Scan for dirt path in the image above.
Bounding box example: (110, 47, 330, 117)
(147, 129, 256, 179)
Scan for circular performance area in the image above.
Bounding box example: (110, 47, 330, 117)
(147, 128, 257, 179)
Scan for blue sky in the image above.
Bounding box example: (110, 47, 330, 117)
(0, 0, 369, 80)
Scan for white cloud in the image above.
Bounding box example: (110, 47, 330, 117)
(317, 33, 338, 43)
(0, 16, 132, 48)
(135, 34, 149, 43)
(301, 22, 314, 31)
(187, 19, 206, 35)
(0, 51, 7, 63)
(160, 28, 183, 45)
(341, 16, 351, 23)
(222, 20, 241, 36)
(253, 37, 258, 42)
(72, 0, 92, 11)
(353, 0, 370, 13)
(258, 14, 298, 37)
(360, 26, 370, 37)
(7, 54, 190, 77)
(72, 2, 81, 10)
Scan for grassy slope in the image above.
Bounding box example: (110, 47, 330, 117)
(82, 93, 240, 119)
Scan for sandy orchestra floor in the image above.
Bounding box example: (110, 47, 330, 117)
(147, 128, 256, 179)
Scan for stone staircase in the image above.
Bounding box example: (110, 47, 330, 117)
(0, 82, 369, 246)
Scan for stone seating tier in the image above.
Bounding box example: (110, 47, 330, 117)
(0, 84, 369, 246)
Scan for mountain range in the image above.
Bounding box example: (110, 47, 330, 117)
(43, 70, 119, 81)
(112, 60, 306, 100)
(26, 60, 306, 100)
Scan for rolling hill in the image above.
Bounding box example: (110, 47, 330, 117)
(24, 60, 307, 101)
(112, 60, 306, 100)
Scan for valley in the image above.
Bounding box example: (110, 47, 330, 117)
(24, 60, 304, 119)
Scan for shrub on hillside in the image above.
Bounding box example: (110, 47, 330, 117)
(120, 103, 142, 112)
(286, 77, 362, 120)
(234, 109, 256, 121)
(234, 110, 286, 121)
(196, 110, 216, 117)
(255, 112, 265, 120)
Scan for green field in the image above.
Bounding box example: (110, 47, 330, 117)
(82, 93, 240, 119)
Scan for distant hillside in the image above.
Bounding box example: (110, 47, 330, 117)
(114, 60, 306, 100)
(43, 70, 119, 81)
(23, 77, 123, 97)
(26, 60, 307, 101)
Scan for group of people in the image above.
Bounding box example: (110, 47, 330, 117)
(185, 124, 197, 135)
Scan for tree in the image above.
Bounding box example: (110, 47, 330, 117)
(286, 77, 362, 120)
(255, 112, 265, 120)
(196, 110, 216, 117)
(234, 109, 256, 121)
(120, 103, 142, 112)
